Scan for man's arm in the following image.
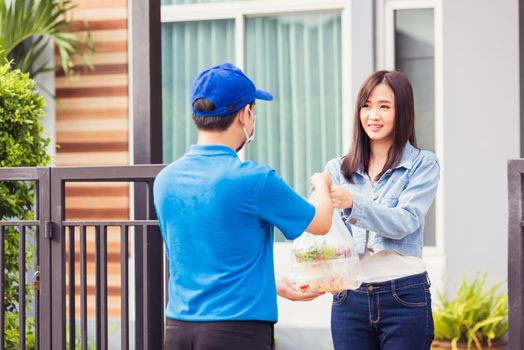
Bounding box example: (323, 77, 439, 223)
(305, 172, 333, 235)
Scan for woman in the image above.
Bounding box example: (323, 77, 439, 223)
(325, 70, 439, 349)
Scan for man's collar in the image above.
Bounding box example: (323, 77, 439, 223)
(187, 144, 238, 157)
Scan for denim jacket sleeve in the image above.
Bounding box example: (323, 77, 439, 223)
(347, 157, 440, 240)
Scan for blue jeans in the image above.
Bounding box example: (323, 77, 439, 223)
(331, 272, 434, 350)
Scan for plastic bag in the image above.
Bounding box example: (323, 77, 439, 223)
(291, 210, 361, 293)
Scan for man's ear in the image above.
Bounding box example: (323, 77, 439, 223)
(238, 105, 250, 125)
(237, 110, 244, 125)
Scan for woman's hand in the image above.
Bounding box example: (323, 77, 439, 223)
(330, 185, 353, 209)
(276, 276, 325, 301)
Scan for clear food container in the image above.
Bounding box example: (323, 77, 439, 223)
(292, 212, 361, 293)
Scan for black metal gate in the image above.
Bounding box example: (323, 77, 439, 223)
(0, 165, 166, 350)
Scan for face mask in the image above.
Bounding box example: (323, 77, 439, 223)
(237, 108, 256, 152)
(243, 109, 256, 144)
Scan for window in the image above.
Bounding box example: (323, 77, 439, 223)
(244, 13, 342, 195)
(396, 8, 436, 246)
(161, 1, 351, 240)
(384, 0, 443, 250)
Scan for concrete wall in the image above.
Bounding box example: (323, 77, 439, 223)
(442, 0, 520, 294)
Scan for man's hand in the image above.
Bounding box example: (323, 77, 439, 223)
(276, 276, 325, 301)
(330, 185, 353, 209)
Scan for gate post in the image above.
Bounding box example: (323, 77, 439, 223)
(130, 0, 164, 346)
(508, 159, 524, 350)
(50, 168, 66, 350)
(37, 168, 52, 350)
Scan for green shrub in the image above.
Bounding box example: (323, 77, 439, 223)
(0, 60, 50, 349)
(433, 274, 508, 350)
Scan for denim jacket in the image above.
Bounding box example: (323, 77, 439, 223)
(325, 143, 440, 258)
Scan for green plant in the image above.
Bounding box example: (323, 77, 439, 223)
(0, 0, 94, 78)
(433, 274, 508, 350)
(0, 59, 51, 349)
(65, 322, 96, 350)
(65, 321, 117, 350)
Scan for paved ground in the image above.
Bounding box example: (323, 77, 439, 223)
(275, 327, 334, 350)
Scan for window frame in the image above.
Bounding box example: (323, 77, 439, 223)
(379, 0, 444, 255)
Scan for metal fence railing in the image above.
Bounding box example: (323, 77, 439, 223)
(0, 167, 50, 350)
(0, 222, 40, 350)
(0, 165, 166, 350)
(61, 221, 159, 350)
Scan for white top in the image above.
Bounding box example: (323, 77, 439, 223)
(358, 249, 426, 283)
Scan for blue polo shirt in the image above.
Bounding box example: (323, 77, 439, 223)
(153, 144, 315, 323)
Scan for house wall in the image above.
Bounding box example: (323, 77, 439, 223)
(442, 0, 519, 294)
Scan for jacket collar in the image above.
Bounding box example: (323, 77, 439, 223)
(355, 142, 417, 177)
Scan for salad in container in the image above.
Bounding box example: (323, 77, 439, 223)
(292, 212, 361, 293)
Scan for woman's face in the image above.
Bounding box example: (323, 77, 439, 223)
(359, 83, 396, 145)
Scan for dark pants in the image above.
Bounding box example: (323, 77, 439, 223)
(331, 272, 434, 350)
(165, 318, 274, 350)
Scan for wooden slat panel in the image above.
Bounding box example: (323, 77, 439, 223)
(88, 40, 128, 53)
(67, 196, 129, 209)
(71, 19, 127, 31)
(76, 0, 127, 9)
(71, 7, 127, 21)
(66, 208, 128, 218)
(57, 108, 128, 120)
(57, 118, 128, 132)
(66, 187, 128, 196)
(56, 63, 128, 77)
(56, 86, 128, 98)
(59, 143, 128, 153)
(57, 0, 130, 320)
(58, 131, 128, 143)
(57, 96, 128, 110)
(84, 29, 128, 41)
(56, 153, 129, 166)
(56, 74, 128, 88)
(55, 41, 127, 56)
(56, 52, 128, 66)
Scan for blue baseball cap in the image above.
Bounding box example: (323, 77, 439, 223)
(190, 63, 273, 117)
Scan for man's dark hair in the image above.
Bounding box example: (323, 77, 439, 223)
(192, 98, 254, 131)
(192, 99, 237, 131)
